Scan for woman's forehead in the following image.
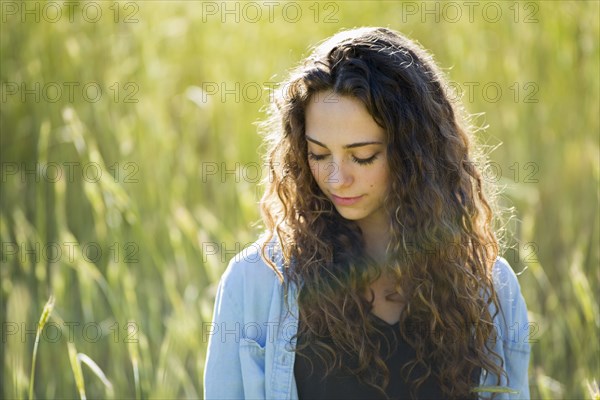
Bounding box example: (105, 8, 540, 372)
(305, 92, 385, 144)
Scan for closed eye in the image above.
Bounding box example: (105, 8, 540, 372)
(308, 152, 379, 165)
(352, 154, 378, 165)
(307, 152, 328, 161)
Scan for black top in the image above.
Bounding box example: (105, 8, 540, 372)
(294, 314, 480, 400)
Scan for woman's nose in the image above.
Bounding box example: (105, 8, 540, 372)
(325, 158, 353, 188)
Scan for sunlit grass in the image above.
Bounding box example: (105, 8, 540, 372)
(1, 1, 598, 398)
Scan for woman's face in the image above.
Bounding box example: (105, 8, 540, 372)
(305, 90, 390, 232)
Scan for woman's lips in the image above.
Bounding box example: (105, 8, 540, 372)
(330, 194, 364, 206)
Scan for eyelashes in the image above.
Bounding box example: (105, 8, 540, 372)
(307, 152, 379, 165)
(307, 152, 326, 161)
(352, 154, 379, 165)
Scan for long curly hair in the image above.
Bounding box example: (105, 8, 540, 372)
(257, 27, 509, 399)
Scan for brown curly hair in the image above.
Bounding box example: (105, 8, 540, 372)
(257, 27, 509, 399)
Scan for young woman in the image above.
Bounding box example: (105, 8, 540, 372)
(203, 27, 531, 400)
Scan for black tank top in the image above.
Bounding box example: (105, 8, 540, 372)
(294, 314, 481, 400)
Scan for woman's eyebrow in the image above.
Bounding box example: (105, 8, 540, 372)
(306, 136, 383, 149)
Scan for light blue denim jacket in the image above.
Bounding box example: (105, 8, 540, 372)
(203, 235, 531, 399)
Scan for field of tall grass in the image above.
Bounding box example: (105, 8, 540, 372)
(1, 1, 598, 398)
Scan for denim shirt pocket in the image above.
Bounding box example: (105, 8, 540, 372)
(239, 337, 267, 399)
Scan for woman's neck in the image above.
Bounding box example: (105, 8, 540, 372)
(358, 221, 391, 265)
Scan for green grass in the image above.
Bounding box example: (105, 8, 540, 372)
(1, 1, 598, 398)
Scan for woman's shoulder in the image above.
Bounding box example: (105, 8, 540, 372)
(491, 256, 524, 294)
(490, 256, 528, 309)
(218, 233, 285, 293)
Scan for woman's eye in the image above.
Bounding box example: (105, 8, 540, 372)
(308, 152, 379, 165)
(308, 152, 328, 161)
(352, 154, 378, 165)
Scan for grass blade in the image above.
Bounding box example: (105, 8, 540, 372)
(77, 353, 114, 398)
(471, 385, 519, 394)
(67, 342, 86, 400)
(29, 295, 55, 400)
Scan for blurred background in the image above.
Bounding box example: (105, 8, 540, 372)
(1, 1, 598, 398)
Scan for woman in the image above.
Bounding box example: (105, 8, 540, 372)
(203, 27, 531, 399)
